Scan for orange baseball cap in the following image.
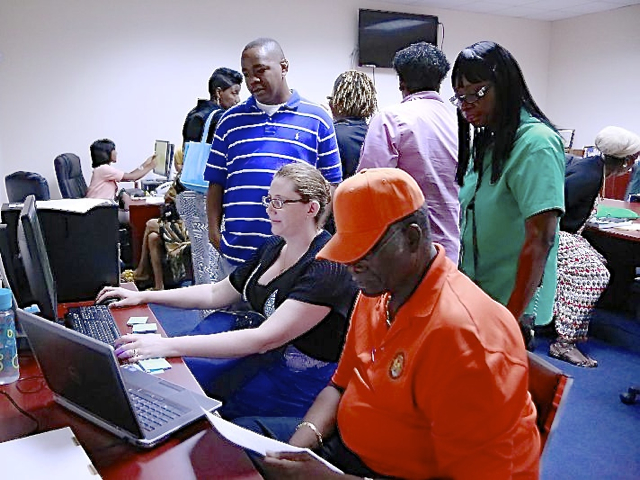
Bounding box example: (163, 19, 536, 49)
(317, 168, 425, 264)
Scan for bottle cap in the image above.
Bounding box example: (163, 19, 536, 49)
(0, 288, 12, 311)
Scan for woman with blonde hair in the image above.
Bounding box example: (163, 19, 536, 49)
(98, 162, 358, 418)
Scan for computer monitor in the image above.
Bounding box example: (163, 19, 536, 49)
(17, 195, 58, 320)
(153, 140, 173, 178)
(358, 9, 439, 68)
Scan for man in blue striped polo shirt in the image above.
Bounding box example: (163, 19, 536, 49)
(204, 38, 342, 271)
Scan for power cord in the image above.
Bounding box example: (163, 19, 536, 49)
(0, 385, 40, 437)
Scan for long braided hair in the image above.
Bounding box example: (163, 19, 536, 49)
(329, 70, 377, 120)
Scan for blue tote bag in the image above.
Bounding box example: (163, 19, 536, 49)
(181, 110, 217, 194)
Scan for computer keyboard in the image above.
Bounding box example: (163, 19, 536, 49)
(128, 388, 189, 432)
(65, 304, 120, 344)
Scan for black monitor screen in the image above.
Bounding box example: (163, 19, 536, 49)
(17, 195, 58, 320)
(358, 9, 438, 68)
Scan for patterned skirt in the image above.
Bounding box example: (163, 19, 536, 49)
(175, 190, 223, 285)
(553, 231, 610, 342)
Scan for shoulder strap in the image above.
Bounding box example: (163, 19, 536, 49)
(201, 109, 219, 143)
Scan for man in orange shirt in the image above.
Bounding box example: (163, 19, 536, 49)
(242, 168, 540, 479)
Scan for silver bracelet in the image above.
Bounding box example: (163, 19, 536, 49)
(295, 421, 323, 448)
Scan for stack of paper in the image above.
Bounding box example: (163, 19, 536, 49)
(0, 427, 100, 479)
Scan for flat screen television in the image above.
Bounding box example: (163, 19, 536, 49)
(17, 195, 58, 321)
(358, 9, 438, 68)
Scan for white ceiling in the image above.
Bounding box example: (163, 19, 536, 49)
(376, 0, 640, 21)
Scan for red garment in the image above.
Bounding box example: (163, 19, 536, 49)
(332, 246, 540, 479)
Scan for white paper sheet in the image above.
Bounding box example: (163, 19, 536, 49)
(35, 198, 114, 213)
(0, 426, 100, 479)
(203, 410, 343, 474)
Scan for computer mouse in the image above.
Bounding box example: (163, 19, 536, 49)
(97, 297, 119, 307)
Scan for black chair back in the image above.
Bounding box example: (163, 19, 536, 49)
(54, 153, 88, 198)
(4, 171, 50, 203)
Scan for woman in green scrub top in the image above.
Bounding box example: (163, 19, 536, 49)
(451, 41, 565, 349)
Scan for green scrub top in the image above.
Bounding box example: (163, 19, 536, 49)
(459, 110, 565, 326)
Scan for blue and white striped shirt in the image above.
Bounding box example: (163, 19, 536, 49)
(204, 90, 342, 265)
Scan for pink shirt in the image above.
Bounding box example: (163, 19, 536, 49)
(86, 164, 124, 200)
(358, 91, 460, 261)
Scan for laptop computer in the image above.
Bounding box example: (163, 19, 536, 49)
(18, 308, 222, 448)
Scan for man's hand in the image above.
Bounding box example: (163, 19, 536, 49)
(260, 451, 343, 480)
(206, 183, 224, 251)
(209, 228, 221, 250)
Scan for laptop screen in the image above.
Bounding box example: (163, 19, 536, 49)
(18, 309, 142, 437)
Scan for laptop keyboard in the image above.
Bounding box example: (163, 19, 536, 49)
(128, 388, 189, 432)
(65, 305, 120, 344)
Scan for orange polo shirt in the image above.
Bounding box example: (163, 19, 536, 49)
(332, 246, 540, 479)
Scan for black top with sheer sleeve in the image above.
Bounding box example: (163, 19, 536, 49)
(229, 231, 358, 362)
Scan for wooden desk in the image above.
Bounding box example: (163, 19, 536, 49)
(583, 198, 640, 311)
(128, 198, 163, 267)
(0, 303, 260, 480)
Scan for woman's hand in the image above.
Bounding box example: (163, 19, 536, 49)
(114, 333, 166, 362)
(260, 451, 343, 480)
(143, 155, 156, 168)
(96, 286, 144, 308)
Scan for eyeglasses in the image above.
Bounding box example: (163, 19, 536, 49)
(449, 85, 491, 109)
(262, 195, 306, 209)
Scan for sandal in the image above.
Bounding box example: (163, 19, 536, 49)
(120, 269, 135, 283)
(549, 341, 598, 368)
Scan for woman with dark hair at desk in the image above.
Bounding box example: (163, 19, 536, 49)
(97, 162, 358, 419)
(85, 138, 155, 200)
(553, 126, 640, 366)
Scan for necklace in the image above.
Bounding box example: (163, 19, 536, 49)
(278, 244, 299, 275)
(279, 230, 321, 275)
(385, 295, 392, 328)
(278, 248, 290, 275)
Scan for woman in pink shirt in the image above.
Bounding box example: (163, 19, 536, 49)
(85, 138, 155, 200)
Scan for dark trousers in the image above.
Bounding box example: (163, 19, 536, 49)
(233, 416, 391, 478)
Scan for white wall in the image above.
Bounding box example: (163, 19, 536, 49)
(547, 4, 640, 150)
(0, 0, 556, 201)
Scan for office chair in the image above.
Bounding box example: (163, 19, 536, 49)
(4, 171, 51, 203)
(54, 153, 88, 199)
(527, 352, 573, 454)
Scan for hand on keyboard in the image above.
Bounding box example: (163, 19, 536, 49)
(115, 333, 165, 363)
(97, 286, 145, 308)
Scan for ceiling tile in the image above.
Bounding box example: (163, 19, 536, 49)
(361, 0, 640, 20)
(560, 1, 623, 14)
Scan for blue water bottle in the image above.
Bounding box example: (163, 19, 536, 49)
(0, 288, 19, 384)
